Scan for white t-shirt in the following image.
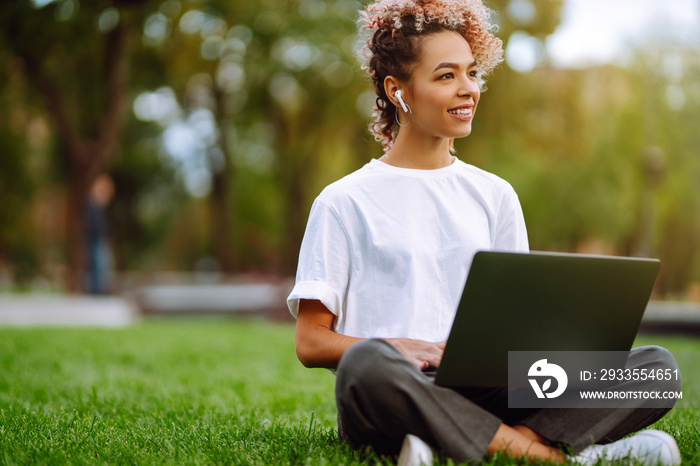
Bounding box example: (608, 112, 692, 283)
(287, 158, 529, 342)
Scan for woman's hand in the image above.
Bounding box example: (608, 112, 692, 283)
(296, 300, 445, 371)
(384, 338, 446, 371)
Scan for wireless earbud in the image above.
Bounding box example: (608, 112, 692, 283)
(394, 90, 409, 113)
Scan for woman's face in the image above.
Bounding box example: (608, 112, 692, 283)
(403, 29, 481, 141)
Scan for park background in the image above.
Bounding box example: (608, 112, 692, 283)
(2, 1, 700, 464)
(1, 0, 700, 300)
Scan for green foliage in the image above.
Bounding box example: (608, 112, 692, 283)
(465, 44, 700, 289)
(0, 46, 34, 282)
(1, 0, 699, 294)
(0, 106, 39, 284)
(132, 0, 373, 272)
(109, 117, 186, 270)
(489, 0, 563, 38)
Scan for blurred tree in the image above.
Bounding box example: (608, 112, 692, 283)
(471, 13, 700, 297)
(2, 0, 697, 299)
(0, 127, 38, 285)
(490, 0, 562, 40)
(109, 117, 186, 274)
(143, 0, 369, 274)
(249, 0, 372, 273)
(0, 47, 38, 285)
(141, 0, 248, 273)
(0, 0, 159, 291)
(631, 44, 700, 296)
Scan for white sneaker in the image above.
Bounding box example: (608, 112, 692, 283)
(397, 434, 433, 466)
(571, 429, 681, 465)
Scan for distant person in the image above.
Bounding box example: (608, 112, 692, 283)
(287, 0, 681, 465)
(85, 174, 115, 294)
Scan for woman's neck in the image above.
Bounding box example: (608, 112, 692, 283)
(381, 133, 454, 170)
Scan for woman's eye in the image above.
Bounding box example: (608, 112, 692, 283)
(439, 73, 454, 80)
(468, 70, 478, 77)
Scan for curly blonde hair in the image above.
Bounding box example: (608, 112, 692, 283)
(357, 0, 504, 151)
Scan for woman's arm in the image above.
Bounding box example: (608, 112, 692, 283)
(295, 299, 363, 369)
(295, 299, 445, 370)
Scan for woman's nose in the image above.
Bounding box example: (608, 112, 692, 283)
(458, 75, 480, 98)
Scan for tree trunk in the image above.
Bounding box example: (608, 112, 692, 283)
(210, 166, 235, 273)
(66, 169, 90, 291)
(13, 23, 131, 292)
(210, 86, 236, 273)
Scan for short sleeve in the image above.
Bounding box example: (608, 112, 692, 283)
(286, 199, 352, 320)
(494, 190, 529, 252)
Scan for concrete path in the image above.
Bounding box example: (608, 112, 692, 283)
(0, 289, 699, 333)
(131, 282, 288, 315)
(0, 295, 136, 327)
(639, 301, 700, 335)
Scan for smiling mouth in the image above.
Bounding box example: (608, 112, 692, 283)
(448, 107, 473, 117)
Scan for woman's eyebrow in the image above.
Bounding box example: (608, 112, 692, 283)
(432, 60, 478, 73)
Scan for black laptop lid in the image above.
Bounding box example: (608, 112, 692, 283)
(435, 251, 660, 387)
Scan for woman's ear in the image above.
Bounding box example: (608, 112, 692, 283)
(384, 76, 403, 108)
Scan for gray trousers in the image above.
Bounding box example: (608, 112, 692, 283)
(335, 339, 680, 463)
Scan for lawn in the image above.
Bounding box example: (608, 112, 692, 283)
(0, 319, 698, 465)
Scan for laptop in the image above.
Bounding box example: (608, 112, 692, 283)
(434, 250, 660, 387)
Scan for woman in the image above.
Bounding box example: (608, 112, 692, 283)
(287, 0, 681, 464)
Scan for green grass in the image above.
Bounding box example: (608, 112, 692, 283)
(0, 320, 698, 465)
